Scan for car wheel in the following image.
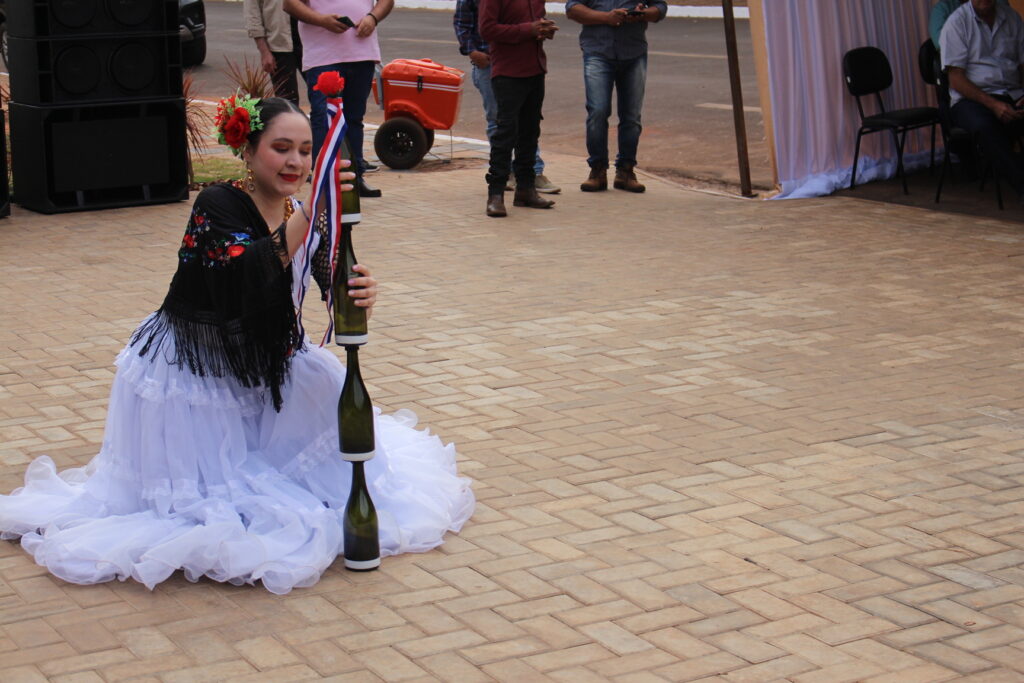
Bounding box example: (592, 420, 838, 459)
(182, 35, 206, 67)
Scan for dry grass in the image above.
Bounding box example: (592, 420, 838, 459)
(183, 70, 213, 184)
(222, 57, 273, 100)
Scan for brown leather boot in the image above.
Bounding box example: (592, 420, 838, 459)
(486, 194, 507, 217)
(580, 166, 608, 192)
(513, 186, 555, 209)
(613, 166, 646, 193)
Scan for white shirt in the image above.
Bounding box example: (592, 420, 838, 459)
(940, 2, 1024, 106)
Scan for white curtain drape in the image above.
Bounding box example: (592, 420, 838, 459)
(761, 0, 935, 198)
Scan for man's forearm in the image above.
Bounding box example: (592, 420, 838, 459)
(567, 4, 610, 25)
(370, 0, 394, 22)
(284, 0, 321, 24)
(949, 68, 1002, 109)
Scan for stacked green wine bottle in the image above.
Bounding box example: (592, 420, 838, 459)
(332, 141, 380, 572)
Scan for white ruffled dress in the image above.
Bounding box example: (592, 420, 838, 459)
(0, 199, 475, 595)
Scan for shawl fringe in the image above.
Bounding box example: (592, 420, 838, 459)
(131, 299, 303, 412)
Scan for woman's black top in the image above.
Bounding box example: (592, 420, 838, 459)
(131, 183, 300, 411)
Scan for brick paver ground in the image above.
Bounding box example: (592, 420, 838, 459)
(2, 141, 1024, 682)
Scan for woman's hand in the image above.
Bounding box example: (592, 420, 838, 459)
(349, 264, 378, 319)
(337, 158, 356, 192)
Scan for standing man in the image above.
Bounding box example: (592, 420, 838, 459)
(284, 0, 393, 198)
(566, 0, 666, 193)
(245, 0, 303, 105)
(454, 0, 560, 195)
(478, 0, 558, 217)
(941, 0, 1024, 199)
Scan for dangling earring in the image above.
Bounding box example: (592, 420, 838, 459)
(245, 165, 256, 192)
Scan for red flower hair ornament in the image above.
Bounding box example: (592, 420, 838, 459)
(313, 71, 346, 98)
(213, 93, 263, 156)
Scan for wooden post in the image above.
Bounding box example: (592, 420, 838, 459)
(722, 0, 754, 197)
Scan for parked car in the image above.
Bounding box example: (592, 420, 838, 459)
(0, 0, 206, 69)
(180, 0, 207, 67)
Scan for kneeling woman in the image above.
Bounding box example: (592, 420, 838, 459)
(0, 95, 475, 594)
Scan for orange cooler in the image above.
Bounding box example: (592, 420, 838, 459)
(379, 58, 464, 131)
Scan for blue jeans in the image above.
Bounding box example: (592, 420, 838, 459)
(472, 64, 544, 175)
(583, 53, 647, 170)
(303, 61, 376, 176)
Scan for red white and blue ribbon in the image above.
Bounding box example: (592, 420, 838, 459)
(295, 96, 348, 347)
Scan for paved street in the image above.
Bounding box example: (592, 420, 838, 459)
(194, 0, 770, 190)
(1, 139, 1024, 680)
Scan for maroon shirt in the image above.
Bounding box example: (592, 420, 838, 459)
(478, 0, 548, 78)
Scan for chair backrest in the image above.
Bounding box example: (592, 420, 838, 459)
(843, 46, 894, 96)
(918, 39, 940, 86)
(918, 40, 955, 129)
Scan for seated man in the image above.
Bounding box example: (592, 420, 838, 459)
(941, 0, 1024, 197)
(930, 0, 1008, 49)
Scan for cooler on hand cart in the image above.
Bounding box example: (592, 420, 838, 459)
(372, 58, 464, 169)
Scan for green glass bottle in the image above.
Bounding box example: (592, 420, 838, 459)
(339, 139, 361, 225)
(339, 346, 379, 571)
(343, 460, 380, 571)
(332, 138, 366, 345)
(332, 227, 368, 345)
(338, 346, 375, 460)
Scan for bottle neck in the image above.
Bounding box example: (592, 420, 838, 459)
(345, 346, 361, 376)
(351, 460, 366, 486)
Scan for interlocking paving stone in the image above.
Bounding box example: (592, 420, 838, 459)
(2, 143, 1024, 680)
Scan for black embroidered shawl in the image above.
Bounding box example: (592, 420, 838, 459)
(132, 183, 301, 411)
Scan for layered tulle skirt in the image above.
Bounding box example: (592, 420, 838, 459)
(0, 321, 475, 594)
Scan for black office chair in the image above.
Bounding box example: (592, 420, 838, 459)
(843, 46, 940, 194)
(918, 39, 1004, 209)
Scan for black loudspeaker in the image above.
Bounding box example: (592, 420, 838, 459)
(8, 34, 183, 106)
(8, 0, 178, 38)
(8, 0, 186, 213)
(10, 99, 188, 214)
(0, 109, 10, 219)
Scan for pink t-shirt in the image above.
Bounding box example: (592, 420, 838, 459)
(299, 0, 382, 71)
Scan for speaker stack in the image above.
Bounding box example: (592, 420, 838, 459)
(9, 0, 188, 214)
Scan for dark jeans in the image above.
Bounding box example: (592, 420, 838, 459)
(486, 74, 545, 195)
(583, 53, 646, 170)
(271, 51, 300, 105)
(303, 61, 376, 176)
(950, 95, 1024, 194)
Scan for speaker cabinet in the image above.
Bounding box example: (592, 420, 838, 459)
(8, 0, 178, 38)
(9, 34, 183, 105)
(10, 99, 188, 214)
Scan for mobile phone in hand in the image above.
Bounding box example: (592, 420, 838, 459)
(626, 9, 644, 16)
(336, 15, 355, 28)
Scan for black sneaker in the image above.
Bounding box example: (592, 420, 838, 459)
(362, 162, 380, 174)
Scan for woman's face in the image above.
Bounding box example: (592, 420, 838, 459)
(245, 111, 312, 197)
